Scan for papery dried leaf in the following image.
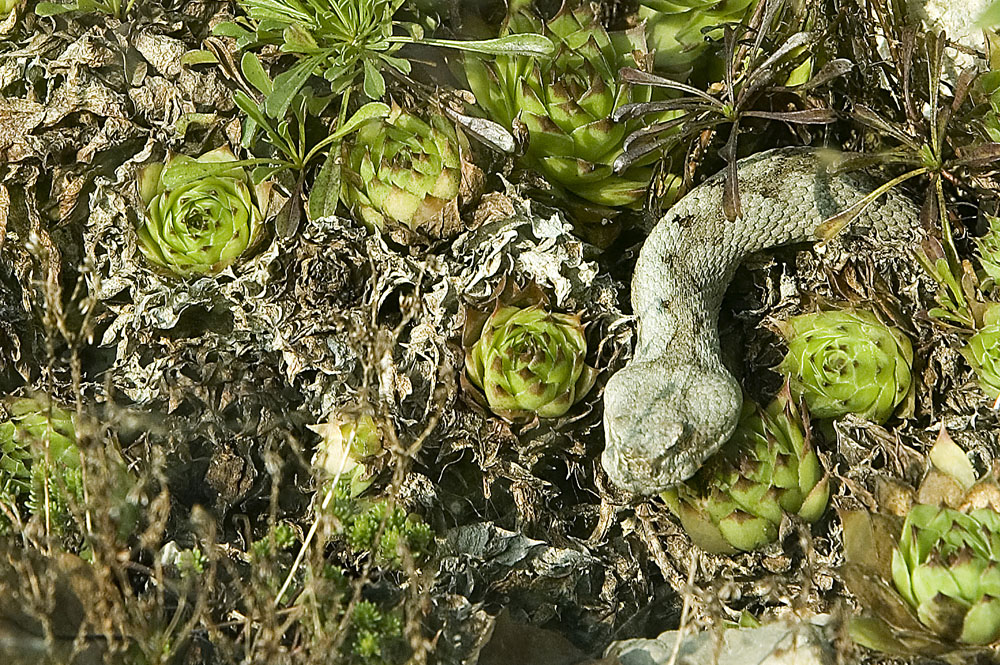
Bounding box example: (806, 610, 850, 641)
(927, 426, 977, 491)
(840, 509, 903, 577)
(842, 562, 927, 634)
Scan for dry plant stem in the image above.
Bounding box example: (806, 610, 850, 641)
(668, 551, 699, 665)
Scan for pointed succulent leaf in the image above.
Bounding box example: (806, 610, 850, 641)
(961, 303, 1000, 399)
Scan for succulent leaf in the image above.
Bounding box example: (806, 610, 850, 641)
(465, 305, 597, 421)
(136, 146, 268, 278)
(777, 309, 913, 424)
(891, 504, 1000, 645)
(961, 303, 1000, 399)
(639, 0, 760, 77)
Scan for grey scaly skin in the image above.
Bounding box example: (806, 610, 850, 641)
(602, 147, 921, 495)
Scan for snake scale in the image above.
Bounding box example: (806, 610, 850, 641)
(601, 147, 921, 495)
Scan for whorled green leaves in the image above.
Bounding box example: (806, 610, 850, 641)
(777, 309, 913, 424)
(137, 146, 270, 278)
(661, 388, 829, 553)
(341, 106, 474, 240)
(0, 397, 82, 535)
(639, 0, 759, 77)
(464, 0, 653, 208)
(843, 431, 1000, 658)
(465, 305, 597, 421)
(962, 303, 1000, 398)
(892, 505, 1000, 645)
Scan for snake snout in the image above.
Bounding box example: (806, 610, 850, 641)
(602, 362, 744, 494)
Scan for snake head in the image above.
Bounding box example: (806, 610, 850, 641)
(601, 361, 742, 495)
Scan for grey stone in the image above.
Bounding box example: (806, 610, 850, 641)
(606, 615, 835, 665)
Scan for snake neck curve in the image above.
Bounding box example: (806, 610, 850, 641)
(602, 146, 921, 494)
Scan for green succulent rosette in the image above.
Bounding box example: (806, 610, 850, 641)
(844, 430, 1000, 658)
(890, 504, 1000, 645)
(342, 106, 474, 240)
(0, 397, 82, 534)
(961, 303, 1000, 399)
(639, 0, 759, 77)
(776, 309, 913, 424)
(661, 388, 829, 554)
(0, 397, 141, 539)
(465, 305, 598, 421)
(137, 146, 270, 278)
(464, 0, 654, 209)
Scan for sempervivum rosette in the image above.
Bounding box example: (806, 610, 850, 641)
(962, 303, 1000, 398)
(891, 505, 1000, 645)
(844, 430, 1000, 658)
(341, 105, 476, 241)
(777, 309, 913, 424)
(463, 0, 654, 209)
(464, 305, 597, 421)
(661, 387, 829, 553)
(137, 146, 270, 278)
(639, 0, 759, 77)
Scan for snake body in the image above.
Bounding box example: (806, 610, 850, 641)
(601, 147, 921, 495)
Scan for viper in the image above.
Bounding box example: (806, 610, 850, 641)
(601, 147, 920, 494)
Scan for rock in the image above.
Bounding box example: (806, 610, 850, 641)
(605, 615, 835, 665)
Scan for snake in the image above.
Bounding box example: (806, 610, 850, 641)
(601, 147, 921, 495)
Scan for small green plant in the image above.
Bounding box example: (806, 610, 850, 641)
(776, 309, 913, 424)
(136, 146, 272, 277)
(0, 397, 83, 535)
(175, 547, 207, 578)
(661, 387, 829, 553)
(464, 0, 659, 209)
(464, 304, 597, 422)
(639, 0, 759, 77)
(213, 0, 551, 135)
(340, 104, 475, 241)
(918, 214, 1000, 402)
(311, 414, 433, 564)
(892, 504, 1000, 645)
(844, 431, 1000, 658)
(350, 600, 403, 665)
(613, 5, 833, 219)
(250, 522, 297, 560)
(961, 304, 1000, 399)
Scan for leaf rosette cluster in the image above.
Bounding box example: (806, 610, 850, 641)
(777, 309, 913, 424)
(661, 387, 829, 553)
(0, 398, 82, 535)
(464, 305, 597, 422)
(137, 146, 271, 278)
(341, 106, 478, 241)
(464, 0, 653, 209)
(844, 430, 1000, 659)
(639, 0, 758, 76)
